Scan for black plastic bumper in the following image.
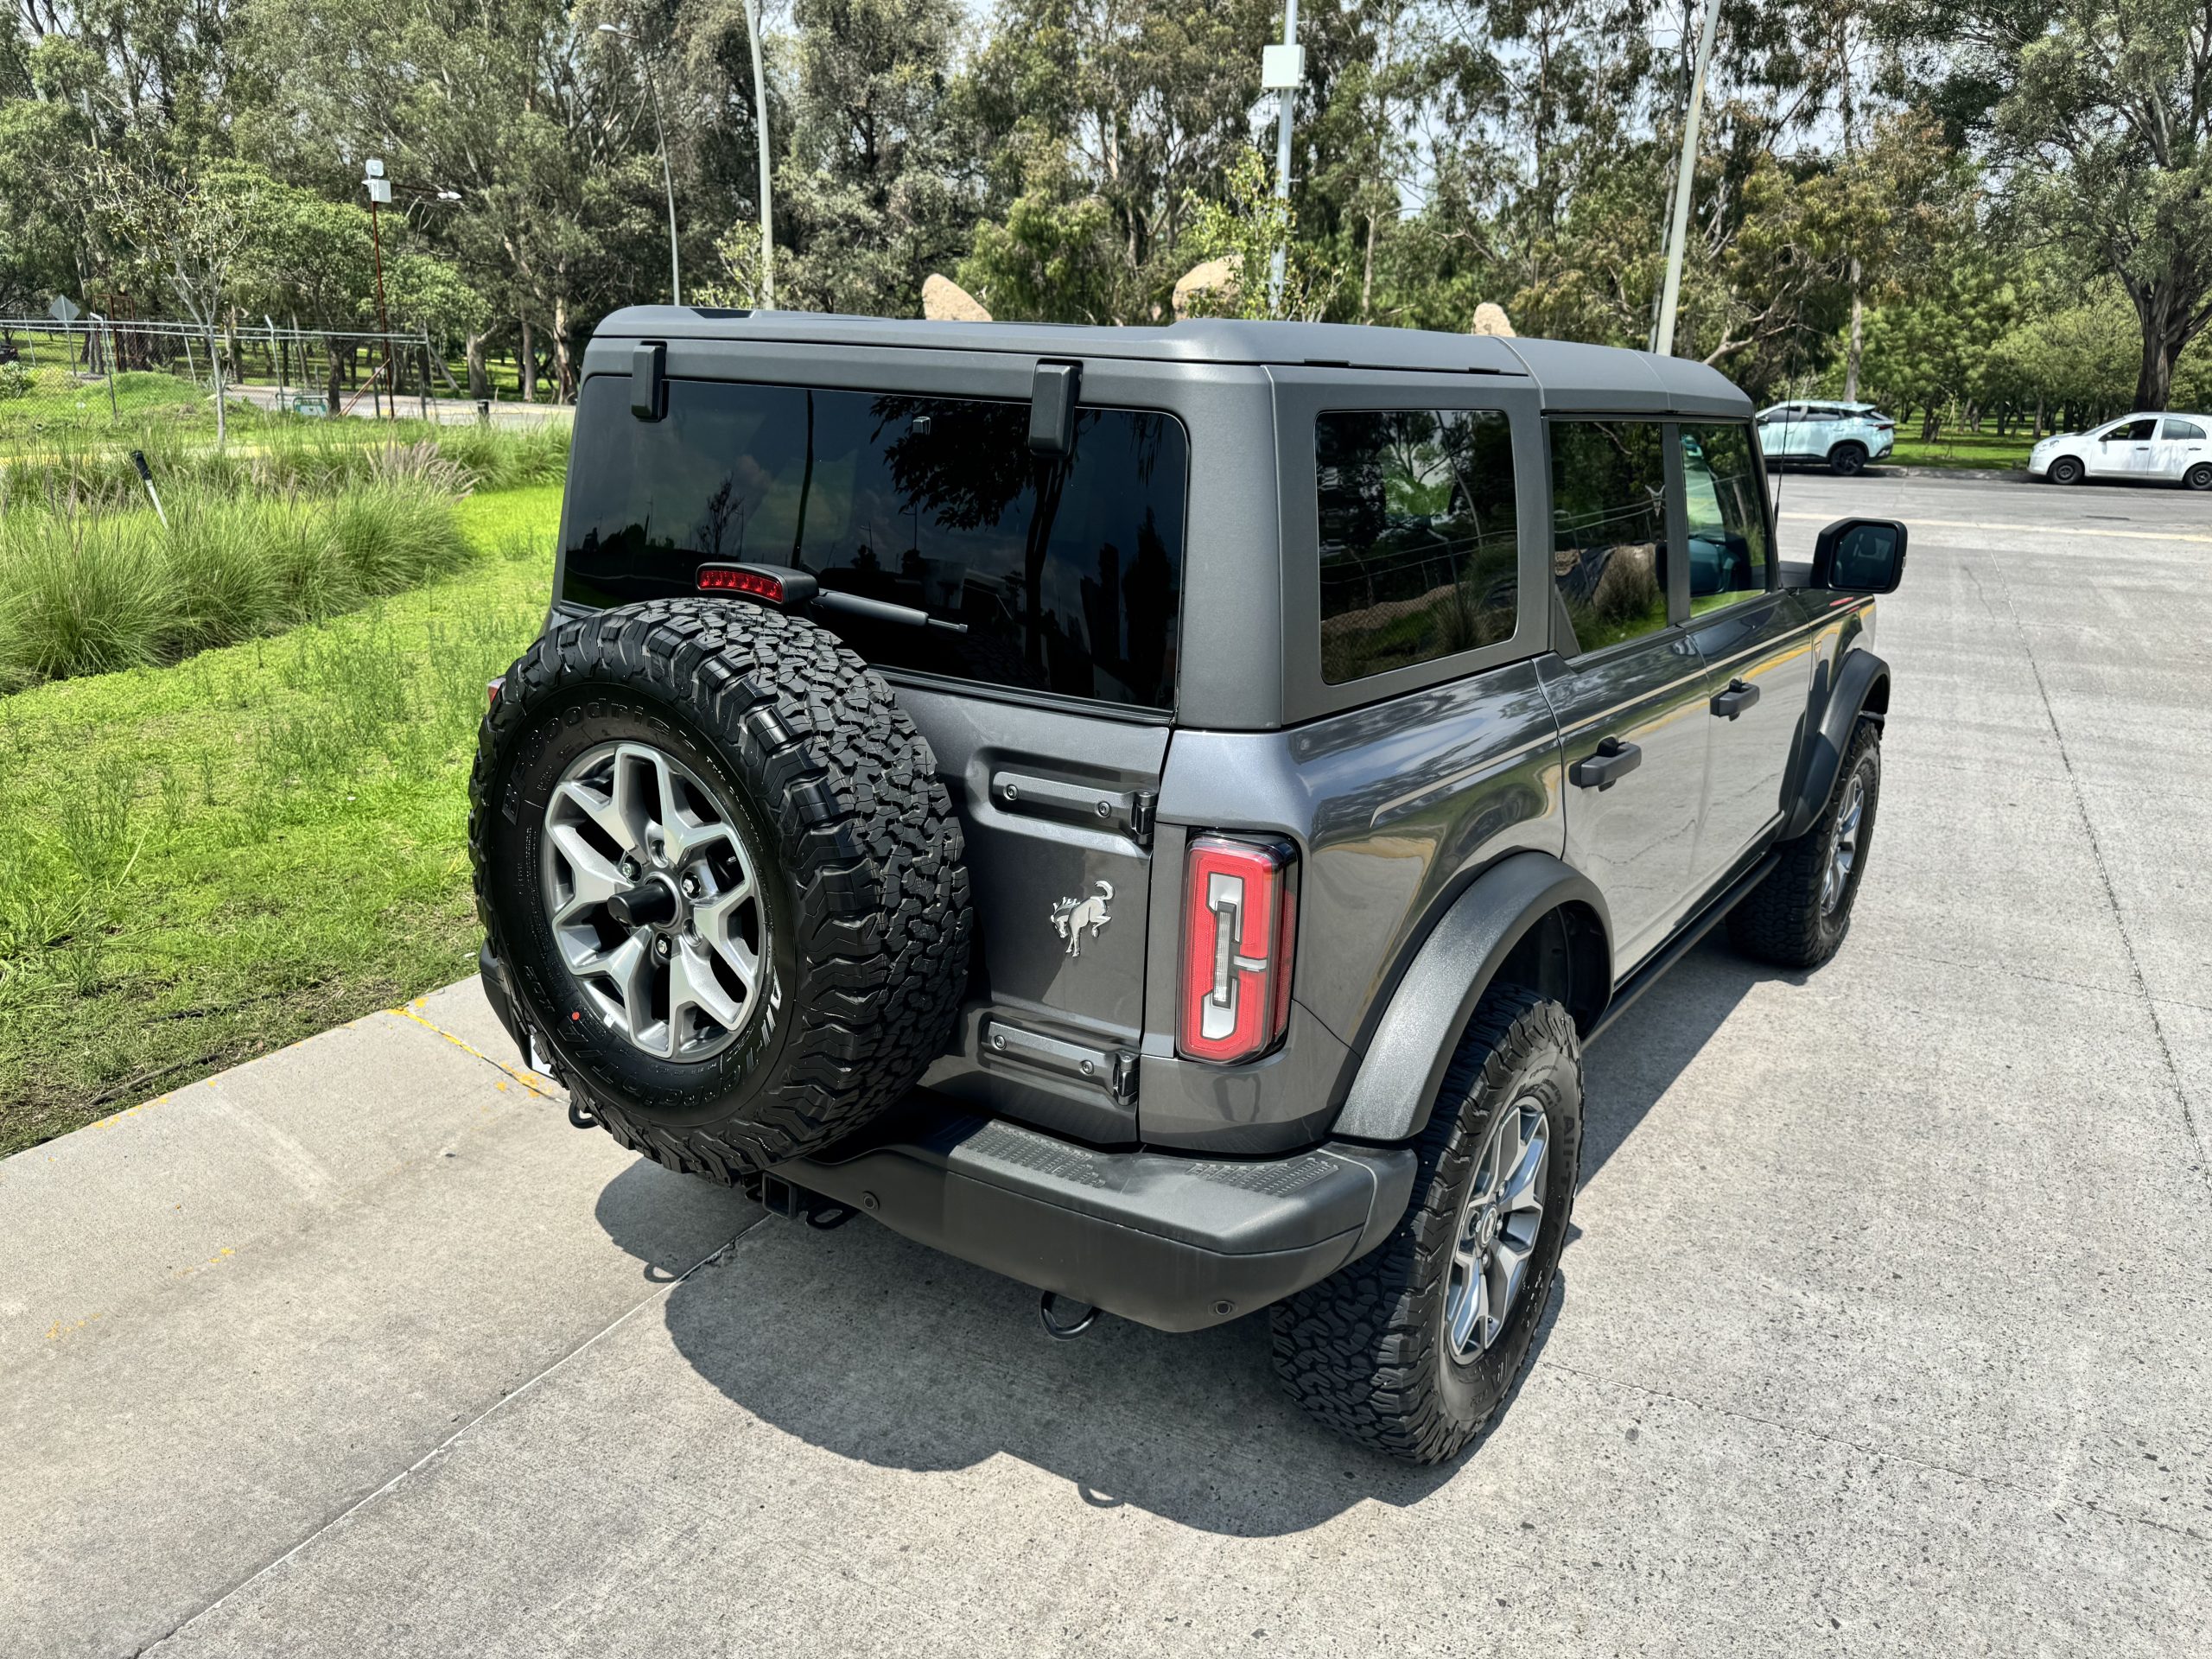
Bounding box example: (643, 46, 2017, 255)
(480, 940, 1417, 1332)
(784, 1105, 1418, 1332)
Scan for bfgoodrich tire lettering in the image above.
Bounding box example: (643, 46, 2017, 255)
(1270, 985, 1582, 1465)
(469, 599, 972, 1179)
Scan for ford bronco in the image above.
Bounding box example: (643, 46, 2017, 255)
(470, 310, 1905, 1463)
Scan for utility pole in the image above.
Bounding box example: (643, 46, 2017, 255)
(746, 0, 774, 308)
(365, 159, 395, 418)
(1262, 3, 1304, 315)
(1654, 0, 1722, 358)
(600, 22, 684, 306)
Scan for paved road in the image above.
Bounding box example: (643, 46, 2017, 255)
(5, 476, 2209, 1656)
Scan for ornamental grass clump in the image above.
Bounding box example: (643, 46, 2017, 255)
(0, 480, 473, 690)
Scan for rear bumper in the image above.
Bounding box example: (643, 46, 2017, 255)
(785, 1103, 1417, 1332)
(479, 940, 1417, 1333)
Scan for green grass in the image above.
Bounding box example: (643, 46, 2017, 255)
(1886, 431, 2035, 471)
(0, 474, 476, 689)
(0, 485, 563, 1157)
(0, 366, 210, 443)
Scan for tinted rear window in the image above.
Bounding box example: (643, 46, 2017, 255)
(561, 376, 1188, 710)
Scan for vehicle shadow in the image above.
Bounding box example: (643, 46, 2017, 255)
(594, 935, 1789, 1538)
(1576, 935, 1796, 1192)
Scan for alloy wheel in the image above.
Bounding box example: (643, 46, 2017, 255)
(1442, 1095, 1550, 1361)
(1821, 770, 1866, 917)
(539, 741, 768, 1061)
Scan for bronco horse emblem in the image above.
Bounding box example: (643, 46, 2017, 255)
(1050, 880, 1114, 957)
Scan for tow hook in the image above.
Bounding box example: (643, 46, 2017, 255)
(1038, 1291, 1099, 1341)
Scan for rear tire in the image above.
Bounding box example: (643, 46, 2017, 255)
(1270, 985, 1583, 1464)
(1728, 720, 1881, 969)
(1828, 442, 1867, 477)
(2048, 455, 2085, 486)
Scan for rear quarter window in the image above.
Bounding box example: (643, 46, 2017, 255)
(1314, 408, 1519, 683)
(560, 375, 1188, 711)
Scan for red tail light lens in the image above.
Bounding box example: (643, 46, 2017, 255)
(486, 675, 505, 708)
(1179, 835, 1296, 1064)
(697, 565, 786, 601)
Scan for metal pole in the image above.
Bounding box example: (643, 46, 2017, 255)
(97, 315, 118, 420)
(268, 314, 284, 411)
(1654, 0, 1721, 358)
(370, 195, 393, 419)
(1269, 0, 1299, 313)
(745, 0, 774, 308)
(639, 54, 681, 306)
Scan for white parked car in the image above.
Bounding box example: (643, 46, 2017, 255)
(1753, 401, 1897, 475)
(2030, 414, 2212, 489)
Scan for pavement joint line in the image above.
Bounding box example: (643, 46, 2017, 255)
(1969, 558, 2212, 1203)
(132, 1211, 774, 1657)
(1878, 945, 2152, 1009)
(1542, 1360, 2212, 1547)
(390, 1001, 559, 1100)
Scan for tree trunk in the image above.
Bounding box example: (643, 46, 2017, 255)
(466, 332, 488, 402)
(1360, 213, 1377, 324)
(1843, 258, 1864, 403)
(519, 318, 536, 404)
(552, 293, 574, 403)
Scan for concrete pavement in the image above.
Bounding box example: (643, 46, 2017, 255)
(5, 475, 2210, 1656)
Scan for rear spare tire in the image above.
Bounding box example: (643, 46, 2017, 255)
(469, 599, 971, 1179)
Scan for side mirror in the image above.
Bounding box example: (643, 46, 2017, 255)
(1812, 518, 1907, 594)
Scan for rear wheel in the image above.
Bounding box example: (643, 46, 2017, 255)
(1827, 441, 1868, 477)
(2048, 454, 2086, 486)
(2185, 462, 2212, 492)
(1270, 985, 1582, 1464)
(1728, 720, 1881, 969)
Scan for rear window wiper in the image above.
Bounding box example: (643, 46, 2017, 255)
(811, 590, 969, 636)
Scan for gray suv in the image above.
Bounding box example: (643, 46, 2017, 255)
(471, 311, 1904, 1464)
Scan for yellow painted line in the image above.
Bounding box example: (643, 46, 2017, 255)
(1780, 511, 2212, 546)
(391, 1003, 557, 1099)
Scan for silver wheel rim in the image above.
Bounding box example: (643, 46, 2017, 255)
(1821, 771, 1866, 917)
(539, 741, 768, 1062)
(1443, 1096, 1549, 1361)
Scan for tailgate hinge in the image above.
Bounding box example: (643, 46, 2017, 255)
(992, 770, 1157, 848)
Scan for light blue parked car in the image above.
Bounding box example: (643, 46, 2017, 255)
(1754, 400, 1897, 475)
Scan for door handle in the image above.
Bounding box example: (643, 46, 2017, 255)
(1711, 677, 1761, 720)
(1568, 736, 1642, 791)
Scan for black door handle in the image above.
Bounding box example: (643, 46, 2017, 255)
(1711, 677, 1761, 720)
(1569, 736, 1642, 791)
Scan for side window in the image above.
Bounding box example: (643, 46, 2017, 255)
(1315, 409, 1519, 684)
(1681, 423, 1770, 609)
(2163, 417, 2206, 441)
(1548, 420, 1670, 656)
(2105, 418, 2157, 442)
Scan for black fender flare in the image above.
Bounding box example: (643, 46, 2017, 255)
(1781, 644, 1890, 840)
(1331, 851, 1611, 1145)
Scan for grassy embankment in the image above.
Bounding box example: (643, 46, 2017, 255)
(0, 486, 564, 1157)
(1884, 431, 2034, 471)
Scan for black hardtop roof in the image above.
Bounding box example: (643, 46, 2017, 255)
(593, 306, 1751, 415)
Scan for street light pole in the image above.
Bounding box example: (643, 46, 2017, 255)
(600, 22, 682, 306)
(364, 159, 395, 420)
(1654, 0, 1721, 358)
(744, 0, 774, 308)
(1265, 0, 1301, 314)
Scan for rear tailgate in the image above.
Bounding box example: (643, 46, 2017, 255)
(553, 362, 1196, 1145)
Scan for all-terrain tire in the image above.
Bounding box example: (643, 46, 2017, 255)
(469, 599, 971, 1180)
(1727, 718, 1880, 969)
(2047, 455, 2086, 486)
(1270, 986, 1583, 1465)
(1828, 441, 1868, 477)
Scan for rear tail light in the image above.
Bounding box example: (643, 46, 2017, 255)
(1179, 835, 1297, 1064)
(486, 675, 505, 708)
